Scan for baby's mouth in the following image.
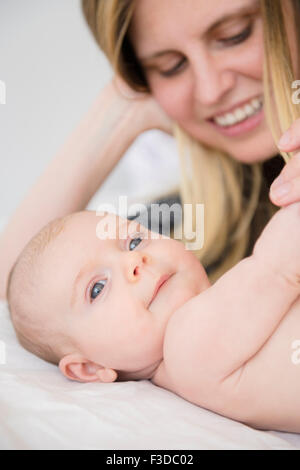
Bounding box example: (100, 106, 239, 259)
(148, 273, 173, 307)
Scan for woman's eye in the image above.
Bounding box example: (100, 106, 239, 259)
(89, 279, 106, 302)
(159, 58, 186, 78)
(219, 23, 253, 46)
(159, 23, 253, 78)
(128, 234, 143, 251)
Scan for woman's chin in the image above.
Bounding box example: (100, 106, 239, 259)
(228, 140, 279, 164)
(220, 133, 279, 164)
(181, 120, 279, 164)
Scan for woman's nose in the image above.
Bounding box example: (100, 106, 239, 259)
(124, 251, 152, 282)
(193, 54, 236, 106)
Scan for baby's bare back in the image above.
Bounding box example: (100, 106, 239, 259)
(153, 203, 300, 433)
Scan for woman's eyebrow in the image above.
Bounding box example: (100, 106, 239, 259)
(139, 0, 260, 62)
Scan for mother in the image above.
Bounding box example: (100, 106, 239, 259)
(1, 0, 300, 298)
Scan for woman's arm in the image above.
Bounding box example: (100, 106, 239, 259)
(0, 77, 172, 300)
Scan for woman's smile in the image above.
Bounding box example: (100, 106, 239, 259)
(130, 0, 278, 162)
(207, 95, 264, 137)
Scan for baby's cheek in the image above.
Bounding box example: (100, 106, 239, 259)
(175, 270, 203, 309)
(182, 252, 210, 291)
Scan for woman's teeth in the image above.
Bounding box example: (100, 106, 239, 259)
(213, 98, 263, 127)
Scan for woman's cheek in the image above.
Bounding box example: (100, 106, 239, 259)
(242, 40, 264, 80)
(236, 23, 264, 80)
(150, 74, 193, 122)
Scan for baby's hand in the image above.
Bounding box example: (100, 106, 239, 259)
(253, 202, 300, 287)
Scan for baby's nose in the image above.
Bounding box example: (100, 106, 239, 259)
(125, 251, 152, 282)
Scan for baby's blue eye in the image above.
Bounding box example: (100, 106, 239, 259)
(90, 280, 106, 301)
(128, 234, 143, 251)
(89, 235, 143, 302)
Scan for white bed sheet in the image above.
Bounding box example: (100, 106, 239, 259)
(1, 300, 300, 450)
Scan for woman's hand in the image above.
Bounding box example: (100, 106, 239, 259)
(270, 120, 300, 206)
(112, 75, 174, 135)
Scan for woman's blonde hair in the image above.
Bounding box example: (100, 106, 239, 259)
(81, 0, 300, 282)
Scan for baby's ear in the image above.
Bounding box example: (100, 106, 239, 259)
(59, 354, 118, 383)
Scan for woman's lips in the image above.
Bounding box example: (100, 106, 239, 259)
(149, 274, 173, 307)
(207, 107, 264, 137)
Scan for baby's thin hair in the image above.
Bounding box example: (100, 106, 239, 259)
(6, 212, 86, 365)
(6, 214, 70, 303)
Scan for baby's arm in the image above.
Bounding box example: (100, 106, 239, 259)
(163, 203, 300, 393)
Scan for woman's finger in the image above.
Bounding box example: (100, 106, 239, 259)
(271, 152, 300, 188)
(270, 174, 300, 206)
(278, 118, 300, 152)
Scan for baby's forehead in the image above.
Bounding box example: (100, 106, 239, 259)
(95, 212, 145, 240)
(61, 211, 145, 247)
(36, 211, 126, 278)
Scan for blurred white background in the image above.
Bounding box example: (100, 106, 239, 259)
(0, 0, 180, 232)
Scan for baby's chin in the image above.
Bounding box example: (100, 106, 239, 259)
(149, 266, 206, 318)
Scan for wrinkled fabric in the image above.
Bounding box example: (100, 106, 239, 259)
(1, 301, 300, 450)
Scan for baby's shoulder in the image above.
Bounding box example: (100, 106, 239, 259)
(155, 293, 220, 397)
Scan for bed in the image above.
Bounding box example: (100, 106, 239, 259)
(1, 299, 300, 450)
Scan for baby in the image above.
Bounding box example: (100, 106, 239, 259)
(6, 202, 300, 433)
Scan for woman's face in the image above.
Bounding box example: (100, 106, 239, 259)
(129, 0, 280, 163)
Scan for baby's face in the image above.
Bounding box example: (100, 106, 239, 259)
(40, 211, 210, 377)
